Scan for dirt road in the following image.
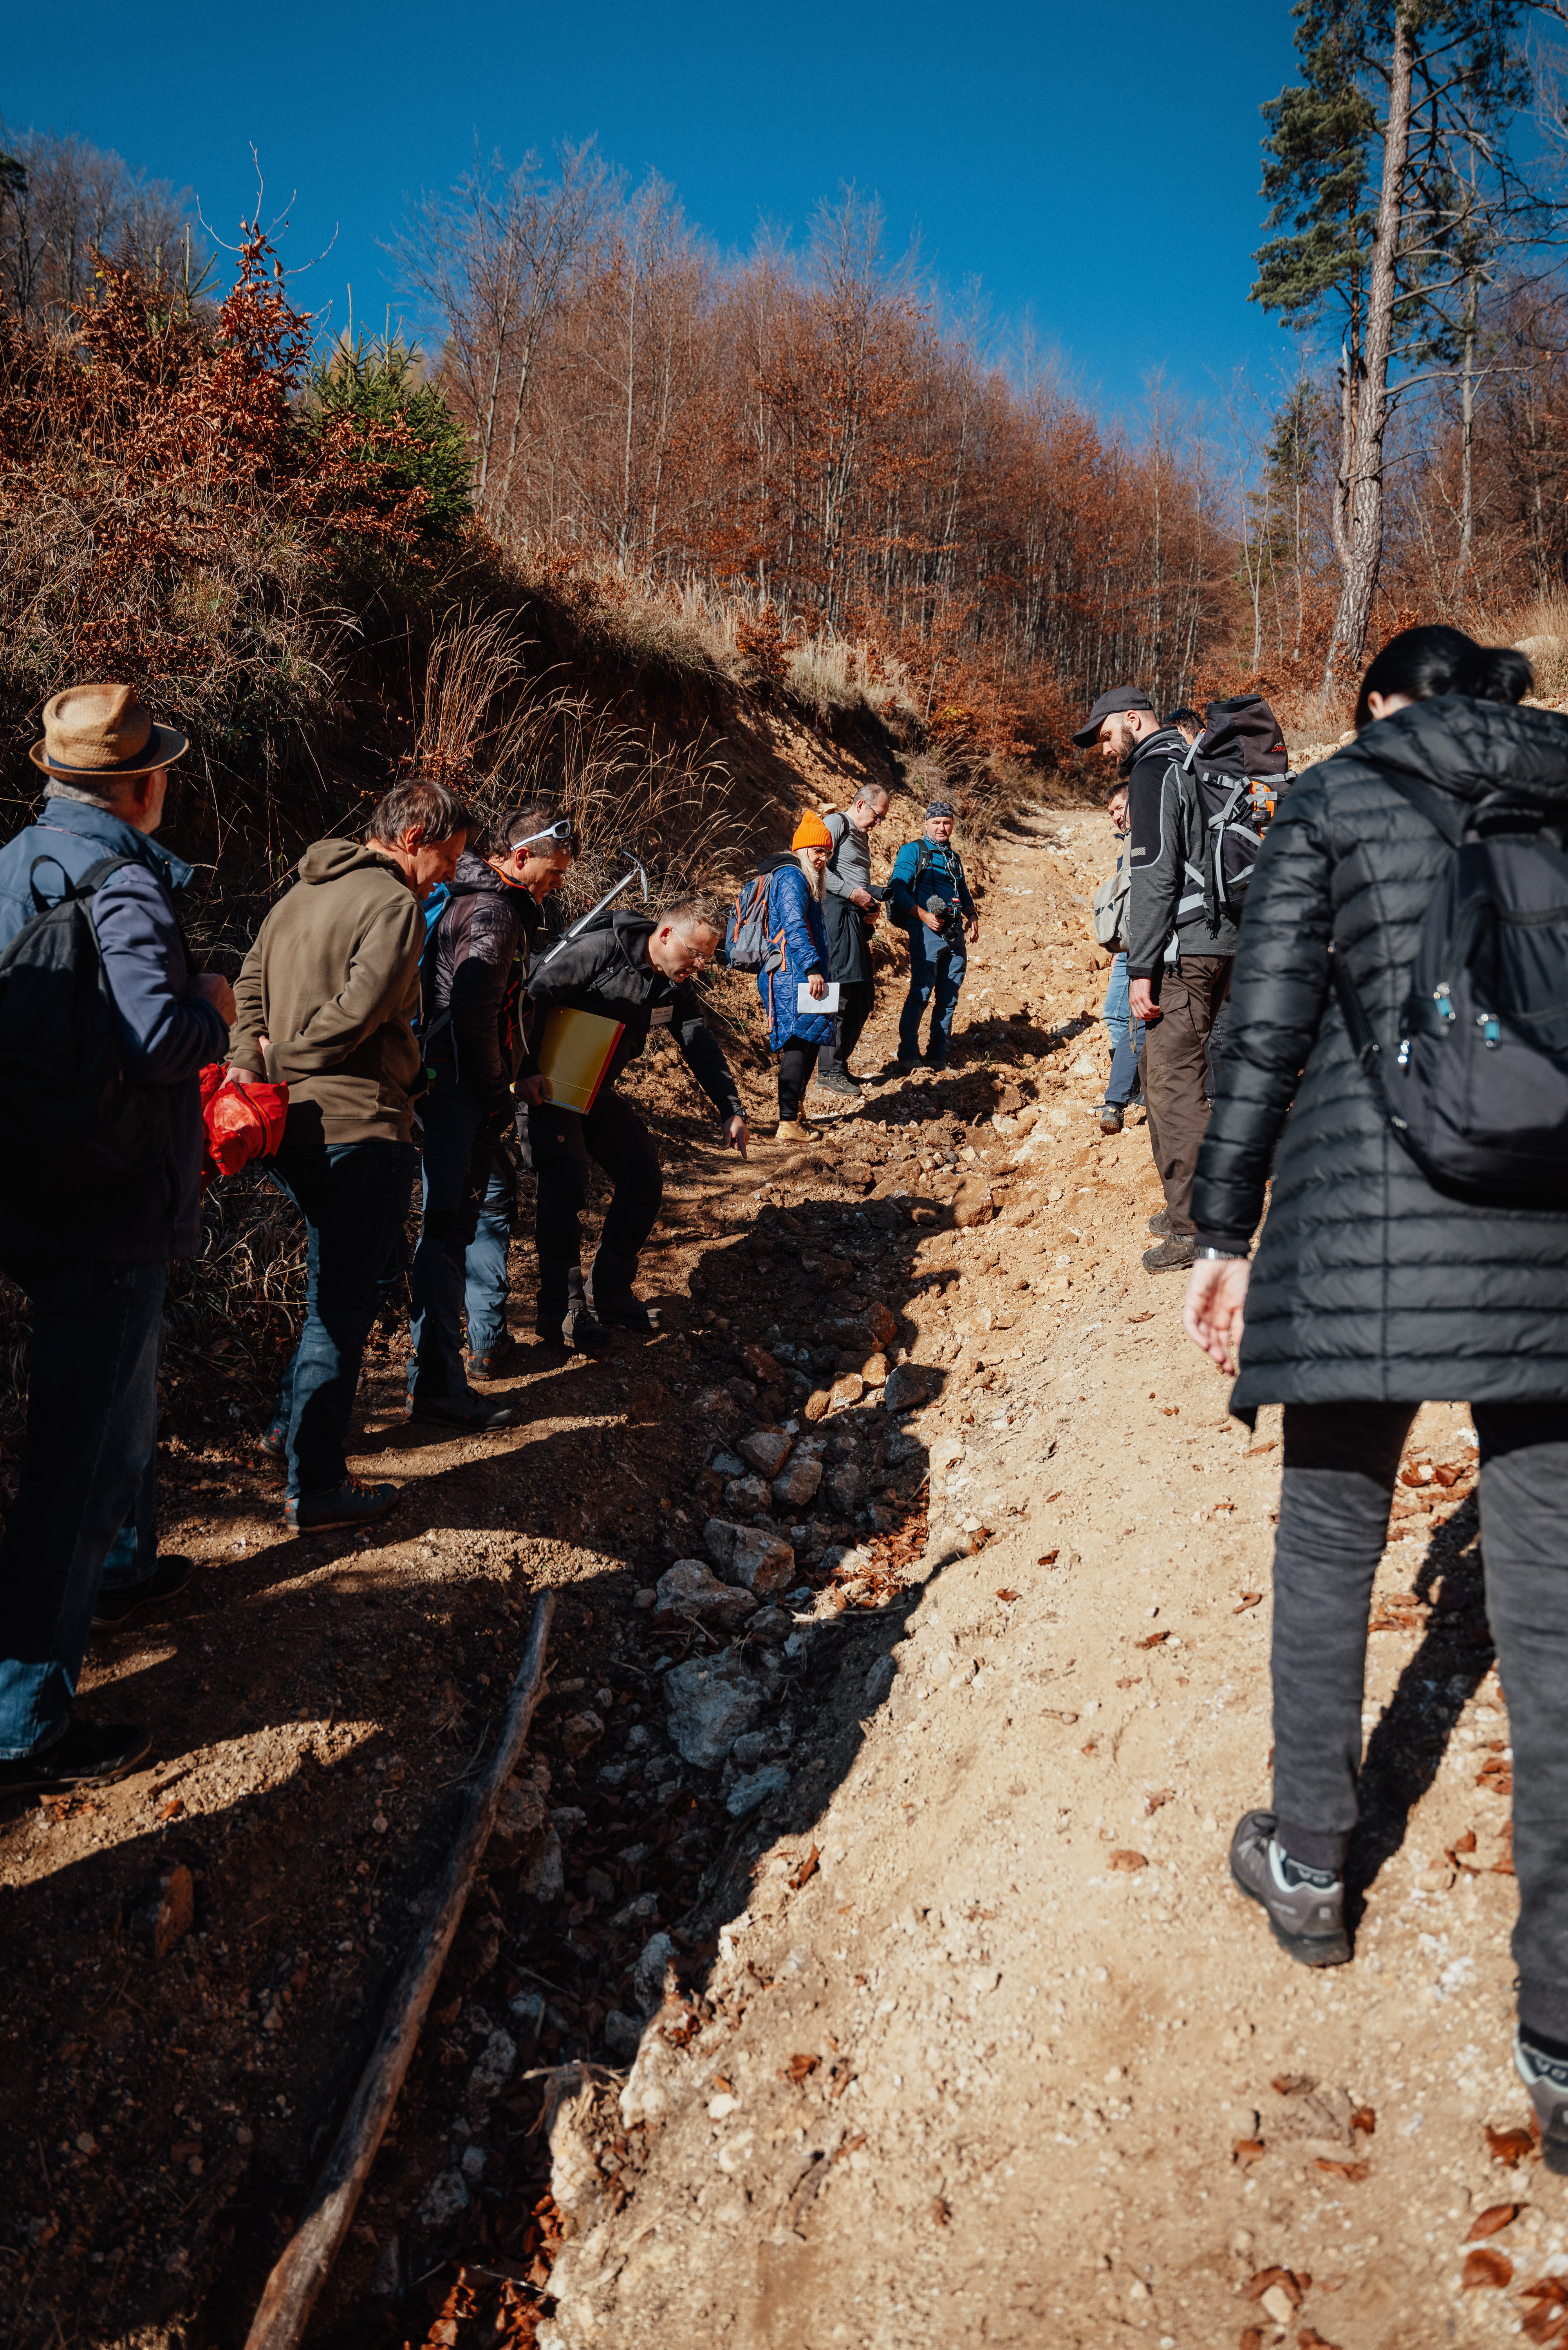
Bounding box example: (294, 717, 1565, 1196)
(0, 794, 1552, 2350)
(534, 810, 1556, 2350)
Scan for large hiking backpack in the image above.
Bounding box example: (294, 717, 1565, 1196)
(1174, 697, 1288, 936)
(0, 853, 173, 1198)
(1332, 781, 1568, 1206)
(724, 870, 786, 974)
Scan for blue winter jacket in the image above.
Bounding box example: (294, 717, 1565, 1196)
(0, 795, 229, 1263)
(759, 860, 836, 1050)
(886, 837, 976, 928)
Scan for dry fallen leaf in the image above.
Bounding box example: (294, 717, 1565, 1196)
(1466, 2201, 1523, 2240)
(1109, 1849, 1148, 1871)
(1313, 2157, 1370, 2182)
(784, 2053, 819, 2084)
(1273, 2074, 1315, 2096)
(930, 2195, 951, 2226)
(1485, 2122, 1538, 2166)
(1461, 2246, 1514, 2290)
(1145, 1787, 1175, 1813)
(1234, 1592, 1263, 1613)
(1233, 2137, 1266, 2166)
(1297, 2328, 1344, 2350)
(1137, 1629, 1171, 1649)
(1161, 1405, 1180, 1417)
(788, 1844, 820, 1891)
(995, 1588, 1020, 1603)
(1036, 1550, 1060, 1566)
(1245, 2265, 1306, 2308)
(161, 1797, 184, 1820)
(1044, 1489, 1064, 1503)
(1351, 2104, 1376, 2136)
(1240, 2332, 1265, 2350)
(1478, 1755, 1515, 1795)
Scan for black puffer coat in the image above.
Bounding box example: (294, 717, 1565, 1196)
(1192, 696, 1568, 1411)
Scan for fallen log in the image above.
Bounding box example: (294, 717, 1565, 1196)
(243, 1591, 555, 2350)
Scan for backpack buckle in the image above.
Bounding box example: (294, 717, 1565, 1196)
(1433, 983, 1456, 1025)
(1478, 1011, 1501, 1050)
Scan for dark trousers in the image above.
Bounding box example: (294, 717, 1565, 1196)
(1272, 1399, 1568, 2039)
(518, 1091, 661, 1316)
(778, 1040, 821, 1120)
(269, 1139, 418, 1500)
(0, 1254, 166, 1757)
(898, 926, 965, 1066)
(408, 1069, 500, 1397)
(1140, 953, 1231, 1235)
(819, 980, 874, 1076)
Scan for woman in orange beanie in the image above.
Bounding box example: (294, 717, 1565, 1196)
(757, 813, 839, 1139)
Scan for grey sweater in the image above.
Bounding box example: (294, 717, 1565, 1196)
(825, 812, 872, 900)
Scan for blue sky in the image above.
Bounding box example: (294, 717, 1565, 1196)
(4, 0, 1306, 423)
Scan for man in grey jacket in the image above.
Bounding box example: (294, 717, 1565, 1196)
(816, 783, 889, 1098)
(1074, 686, 1236, 1274)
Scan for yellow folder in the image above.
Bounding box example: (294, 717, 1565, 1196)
(535, 1007, 625, 1115)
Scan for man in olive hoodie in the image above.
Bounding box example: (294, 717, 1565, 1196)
(229, 778, 470, 1532)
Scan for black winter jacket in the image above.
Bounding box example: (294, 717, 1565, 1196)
(425, 852, 531, 1115)
(522, 909, 744, 1120)
(1192, 696, 1568, 1411)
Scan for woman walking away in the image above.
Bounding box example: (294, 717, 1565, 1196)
(1182, 624, 1568, 2164)
(763, 813, 838, 1142)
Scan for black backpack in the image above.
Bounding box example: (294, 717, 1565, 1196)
(1332, 781, 1568, 1206)
(0, 853, 173, 1198)
(1174, 697, 1287, 936)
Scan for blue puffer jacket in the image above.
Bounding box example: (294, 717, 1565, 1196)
(0, 795, 229, 1263)
(759, 860, 836, 1050)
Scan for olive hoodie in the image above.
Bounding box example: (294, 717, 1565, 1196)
(229, 838, 424, 1146)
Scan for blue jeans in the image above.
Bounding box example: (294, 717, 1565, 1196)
(269, 1139, 418, 1500)
(408, 1070, 511, 1394)
(898, 924, 966, 1065)
(1102, 954, 1145, 1107)
(0, 1255, 166, 1758)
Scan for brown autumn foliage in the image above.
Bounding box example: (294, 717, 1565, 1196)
(410, 176, 1238, 774)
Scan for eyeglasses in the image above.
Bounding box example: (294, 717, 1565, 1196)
(511, 819, 579, 853)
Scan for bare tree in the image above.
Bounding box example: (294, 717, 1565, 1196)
(0, 123, 201, 325)
(392, 140, 606, 529)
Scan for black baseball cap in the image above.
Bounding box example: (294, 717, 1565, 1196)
(1072, 685, 1155, 749)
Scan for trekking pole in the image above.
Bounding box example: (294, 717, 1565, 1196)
(531, 844, 648, 973)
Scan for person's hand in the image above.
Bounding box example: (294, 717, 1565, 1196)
(850, 886, 875, 912)
(1129, 976, 1158, 1023)
(193, 971, 237, 1028)
(1183, 1257, 1250, 1374)
(724, 1114, 748, 1161)
(921, 908, 943, 933)
(808, 972, 826, 1000)
(515, 1074, 551, 1108)
(966, 916, 980, 943)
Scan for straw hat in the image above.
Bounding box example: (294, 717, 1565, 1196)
(792, 810, 833, 850)
(31, 685, 188, 781)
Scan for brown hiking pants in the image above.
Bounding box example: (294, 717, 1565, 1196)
(1139, 954, 1232, 1236)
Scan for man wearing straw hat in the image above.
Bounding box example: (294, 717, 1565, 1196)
(0, 685, 235, 1794)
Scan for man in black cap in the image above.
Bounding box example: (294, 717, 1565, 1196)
(1075, 683, 1232, 1274)
(885, 800, 979, 1072)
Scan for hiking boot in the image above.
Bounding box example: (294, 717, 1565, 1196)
(469, 1335, 527, 1381)
(1142, 1234, 1195, 1274)
(1148, 1209, 1171, 1236)
(592, 1292, 661, 1334)
(92, 1553, 195, 1631)
(1229, 1810, 1350, 1967)
(0, 1716, 153, 1797)
(881, 1060, 914, 1078)
(254, 1418, 287, 1475)
(815, 1067, 862, 1100)
(537, 1296, 612, 1352)
(408, 1386, 520, 1430)
(774, 1118, 817, 1144)
(284, 1476, 399, 1535)
(1515, 2032, 1568, 2175)
(1099, 1103, 1124, 1135)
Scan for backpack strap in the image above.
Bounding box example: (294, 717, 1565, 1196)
(1373, 770, 1467, 848)
(27, 852, 139, 915)
(1329, 945, 1382, 1074)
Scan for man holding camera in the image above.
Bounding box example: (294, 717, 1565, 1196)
(885, 799, 979, 1072)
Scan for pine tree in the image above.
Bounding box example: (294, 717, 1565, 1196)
(1251, 1, 1532, 689)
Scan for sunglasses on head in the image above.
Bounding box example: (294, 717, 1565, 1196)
(510, 819, 578, 853)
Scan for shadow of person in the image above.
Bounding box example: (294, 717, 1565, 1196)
(1345, 1504, 1494, 1922)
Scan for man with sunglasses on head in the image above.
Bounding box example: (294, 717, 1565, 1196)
(520, 894, 748, 1347)
(408, 805, 576, 1409)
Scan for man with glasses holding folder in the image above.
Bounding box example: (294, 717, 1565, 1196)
(520, 894, 748, 1347)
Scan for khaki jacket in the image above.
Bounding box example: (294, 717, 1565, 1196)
(229, 838, 423, 1146)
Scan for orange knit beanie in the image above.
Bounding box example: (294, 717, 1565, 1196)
(792, 810, 833, 850)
